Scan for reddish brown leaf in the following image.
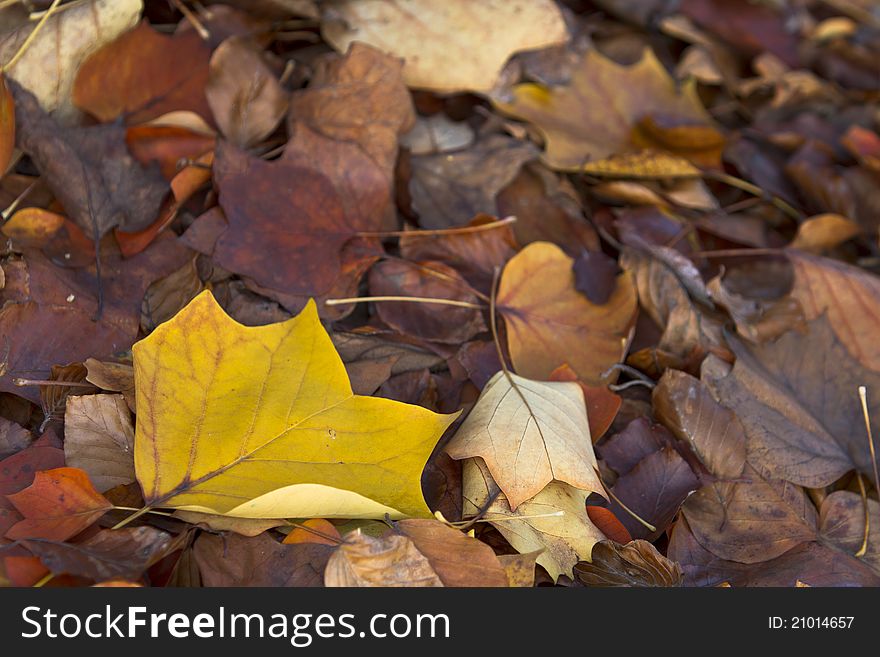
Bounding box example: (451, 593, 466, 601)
(368, 260, 486, 344)
(0, 72, 13, 175)
(213, 141, 353, 296)
(0, 436, 66, 542)
(194, 532, 333, 587)
(73, 21, 213, 125)
(586, 506, 633, 545)
(598, 418, 700, 540)
(0, 235, 192, 402)
(10, 80, 168, 238)
(6, 467, 111, 541)
(126, 124, 215, 180)
(24, 526, 176, 582)
(703, 316, 880, 487)
(399, 215, 518, 293)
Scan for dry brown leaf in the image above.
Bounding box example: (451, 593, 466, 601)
(574, 540, 683, 587)
(141, 257, 204, 333)
(399, 215, 517, 293)
(321, 0, 568, 93)
(408, 135, 536, 229)
(324, 531, 443, 587)
(653, 369, 746, 479)
(497, 551, 541, 587)
(84, 359, 135, 412)
(396, 519, 510, 587)
(0, 0, 141, 122)
(495, 48, 719, 171)
(194, 532, 332, 587)
(63, 394, 135, 493)
(368, 260, 486, 344)
(682, 463, 818, 564)
(498, 241, 637, 384)
(621, 246, 723, 373)
(206, 36, 288, 147)
(446, 371, 602, 509)
(788, 250, 880, 372)
(702, 317, 880, 488)
(669, 515, 880, 587)
(790, 214, 861, 253)
(0, 417, 31, 460)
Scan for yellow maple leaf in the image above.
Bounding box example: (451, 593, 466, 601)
(131, 291, 458, 520)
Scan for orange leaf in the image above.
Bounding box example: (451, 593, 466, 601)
(0, 73, 14, 174)
(73, 21, 213, 126)
(283, 519, 342, 546)
(6, 467, 113, 541)
(126, 125, 215, 180)
(586, 506, 633, 545)
(1, 208, 65, 248)
(3, 556, 48, 587)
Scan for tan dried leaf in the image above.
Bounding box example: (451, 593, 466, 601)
(324, 531, 443, 587)
(446, 371, 602, 509)
(321, 0, 568, 93)
(462, 458, 605, 582)
(206, 36, 288, 148)
(63, 394, 135, 492)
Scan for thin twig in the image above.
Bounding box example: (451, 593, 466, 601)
(858, 386, 880, 527)
(325, 295, 484, 309)
(598, 472, 657, 532)
(855, 473, 869, 558)
(1, 0, 64, 72)
(357, 216, 517, 239)
(702, 170, 802, 221)
(1, 177, 38, 221)
(111, 506, 153, 530)
(13, 378, 95, 388)
(169, 0, 210, 40)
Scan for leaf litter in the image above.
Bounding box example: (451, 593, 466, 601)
(0, 0, 878, 589)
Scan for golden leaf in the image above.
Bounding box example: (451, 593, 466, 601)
(132, 291, 457, 519)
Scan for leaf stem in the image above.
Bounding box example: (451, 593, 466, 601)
(111, 506, 153, 530)
(32, 572, 54, 588)
(858, 385, 880, 532)
(701, 170, 802, 221)
(13, 378, 95, 387)
(169, 0, 210, 39)
(324, 295, 484, 309)
(356, 215, 517, 238)
(855, 473, 869, 558)
(596, 470, 657, 533)
(1, 0, 63, 72)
